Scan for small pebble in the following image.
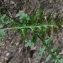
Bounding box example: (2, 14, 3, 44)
(6, 53, 10, 56)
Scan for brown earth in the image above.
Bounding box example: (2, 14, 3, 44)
(0, 0, 63, 63)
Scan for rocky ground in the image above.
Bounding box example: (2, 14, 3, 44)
(0, 0, 63, 63)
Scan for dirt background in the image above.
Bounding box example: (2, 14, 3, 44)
(0, 0, 63, 63)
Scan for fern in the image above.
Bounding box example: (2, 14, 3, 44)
(0, 8, 63, 63)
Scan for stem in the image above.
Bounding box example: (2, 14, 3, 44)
(37, 34, 57, 61)
(0, 25, 56, 30)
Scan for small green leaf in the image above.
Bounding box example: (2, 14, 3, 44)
(59, 59, 63, 63)
(25, 40, 34, 47)
(40, 10, 45, 24)
(39, 27, 46, 38)
(56, 54, 62, 59)
(39, 46, 46, 59)
(45, 39, 53, 45)
(0, 37, 2, 42)
(0, 29, 6, 37)
(1, 14, 6, 20)
(31, 29, 37, 43)
(0, 14, 6, 23)
(36, 8, 42, 19)
(45, 26, 51, 36)
(47, 12, 53, 24)
(0, 29, 6, 42)
(3, 18, 10, 24)
(0, 14, 10, 24)
(55, 60, 58, 63)
(19, 11, 30, 23)
(51, 47, 58, 53)
(45, 54, 51, 62)
(0, 24, 3, 28)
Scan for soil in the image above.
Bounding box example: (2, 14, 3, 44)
(0, 0, 63, 63)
